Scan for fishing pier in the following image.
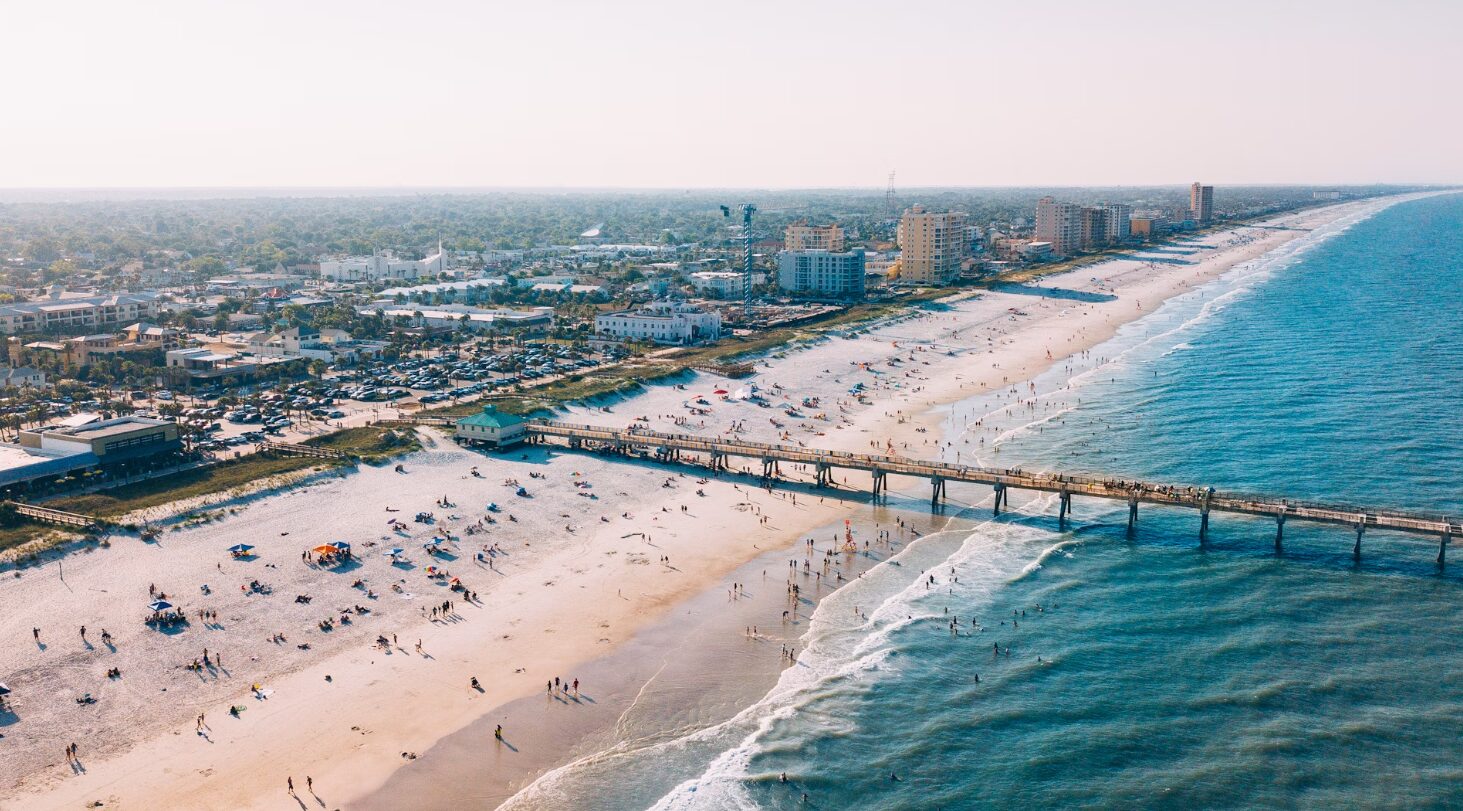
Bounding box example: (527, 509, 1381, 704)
(523, 420, 1460, 564)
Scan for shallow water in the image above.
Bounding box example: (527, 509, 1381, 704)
(509, 192, 1463, 810)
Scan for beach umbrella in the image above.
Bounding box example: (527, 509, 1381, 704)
(383, 547, 404, 557)
(227, 543, 254, 554)
(713, 389, 728, 395)
(0, 682, 11, 696)
(147, 600, 173, 612)
(311, 544, 340, 555)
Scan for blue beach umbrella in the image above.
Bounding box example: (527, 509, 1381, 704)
(383, 547, 404, 557)
(147, 600, 173, 612)
(228, 544, 254, 554)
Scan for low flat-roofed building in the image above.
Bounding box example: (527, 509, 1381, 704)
(166, 347, 264, 387)
(0, 442, 100, 491)
(361, 304, 553, 332)
(19, 414, 180, 464)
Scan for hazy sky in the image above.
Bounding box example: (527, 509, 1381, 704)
(4, 0, 1460, 189)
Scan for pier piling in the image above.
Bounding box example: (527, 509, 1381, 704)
(524, 421, 1463, 566)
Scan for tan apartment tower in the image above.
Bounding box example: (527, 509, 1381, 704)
(1035, 196, 1084, 256)
(784, 222, 845, 252)
(1190, 182, 1214, 223)
(896, 206, 968, 284)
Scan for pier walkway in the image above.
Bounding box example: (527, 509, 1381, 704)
(524, 420, 1460, 563)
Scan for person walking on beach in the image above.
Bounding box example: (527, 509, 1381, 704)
(287, 776, 294, 794)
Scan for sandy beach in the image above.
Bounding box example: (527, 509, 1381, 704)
(0, 198, 1401, 811)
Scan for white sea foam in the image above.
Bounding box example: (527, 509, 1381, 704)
(506, 195, 1421, 811)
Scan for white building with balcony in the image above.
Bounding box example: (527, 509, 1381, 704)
(594, 300, 722, 346)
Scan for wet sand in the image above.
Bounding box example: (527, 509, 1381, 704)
(0, 198, 1401, 811)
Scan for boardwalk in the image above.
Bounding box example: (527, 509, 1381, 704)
(5, 501, 98, 529)
(256, 441, 350, 460)
(524, 420, 1460, 563)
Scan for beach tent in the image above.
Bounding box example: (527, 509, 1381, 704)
(334, 542, 352, 554)
(227, 544, 255, 554)
(147, 600, 173, 612)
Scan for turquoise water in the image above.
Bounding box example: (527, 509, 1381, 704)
(511, 193, 1463, 809)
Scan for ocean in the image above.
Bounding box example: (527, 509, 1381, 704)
(504, 192, 1463, 810)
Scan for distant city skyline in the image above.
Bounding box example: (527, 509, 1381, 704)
(4, 0, 1461, 189)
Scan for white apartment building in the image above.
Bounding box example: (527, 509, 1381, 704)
(1102, 203, 1133, 242)
(595, 301, 722, 346)
(319, 244, 447, 282)
(0, 292, 162, 335)
(689, 271, 764, 299)
(245, 326, 387, 364)
(777, 249, 866, 299)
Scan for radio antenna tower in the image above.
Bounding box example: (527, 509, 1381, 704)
(885, 170, 897, 219)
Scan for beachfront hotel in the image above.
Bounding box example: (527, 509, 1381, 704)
(1035, 197, 1084, 256)
(895, 206, 968, 284)
(594, 300, 722, 345)
(1190, 182, 1214, 222)
(776, 248, 867, 299)
(783, 222, 846, 253)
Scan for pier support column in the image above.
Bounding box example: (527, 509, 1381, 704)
(1199, 510, 1210, 545)
(1275, 512, 1286, 553)
(993, 483, 1006, 515)
(1127, 496, 1138, 536)
(711, 450, 724, 472)
(1353, 523, 1364, 562)
(1439, 532, 1450, 567)
(815, 462, 830, 488)
(1058, 489, 1071, 527)
(871, 469, 886, 498)
(931, 476, 946, 506)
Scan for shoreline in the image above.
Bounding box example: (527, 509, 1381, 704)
(357, 195, 1418, 809)
(0, 196, 1414, 811)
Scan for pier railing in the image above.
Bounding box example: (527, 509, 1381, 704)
(523, 420, 1459, 560)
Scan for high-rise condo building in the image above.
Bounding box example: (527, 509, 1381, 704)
(896, 206, 968, 284)
(784, 222, 845, 252)
(1035, 196, 1084, 256)
(777, 248, 866, 299)
(1080, 207, 1110, 250)
(1102, 203, 1132, 242)
(1190, 182, 1214, 223)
